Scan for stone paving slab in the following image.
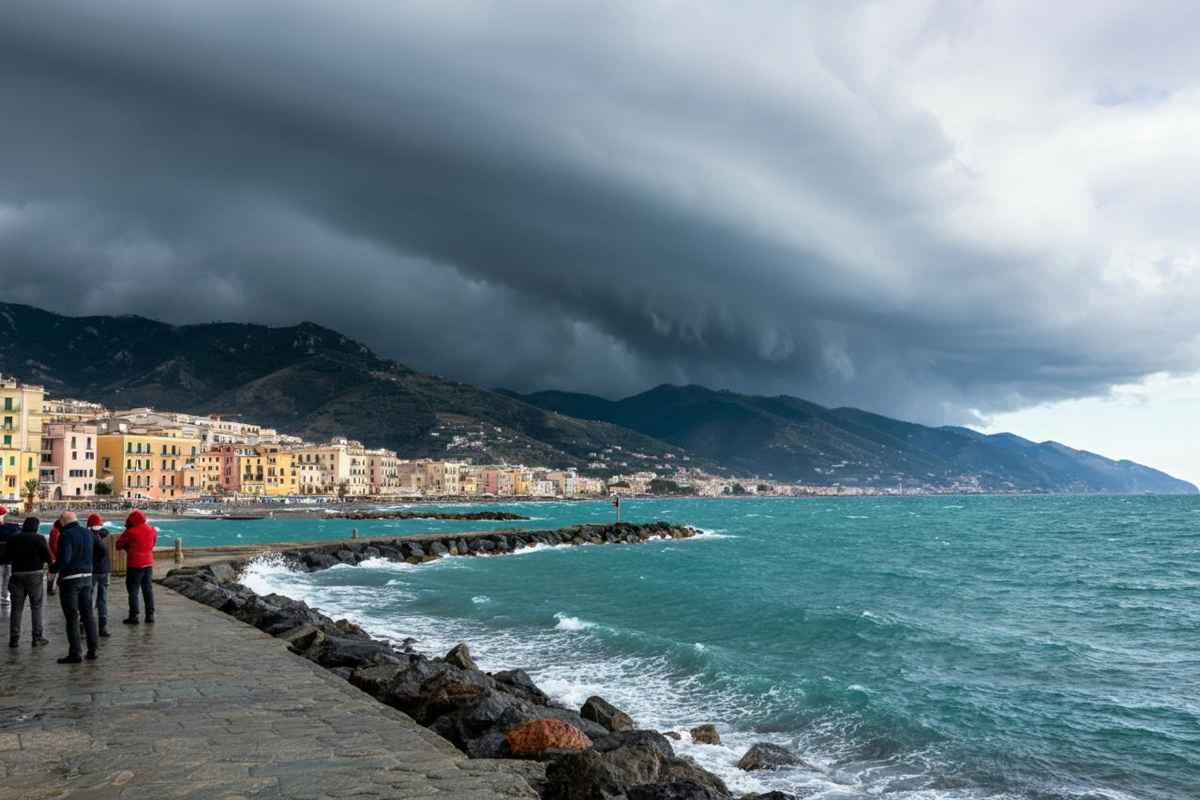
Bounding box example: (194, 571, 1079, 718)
(0, 584, 538, 800)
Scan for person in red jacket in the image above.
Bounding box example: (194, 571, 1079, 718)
(115, 510, 157, 624)
(47, 520, 62, 597)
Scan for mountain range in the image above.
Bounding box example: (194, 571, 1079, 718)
(0, 302, 1193, 494)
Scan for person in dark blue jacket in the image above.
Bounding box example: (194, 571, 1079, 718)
(50, 512, 99, 663)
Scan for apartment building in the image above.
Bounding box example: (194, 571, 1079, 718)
(0, 376, 44, 502)
(40, 422, 98, 499)
(42, 397, 107, 424)
(238, 444, 297, 496)
(97, 427, 203, 500)
(293, 438, 370, 496)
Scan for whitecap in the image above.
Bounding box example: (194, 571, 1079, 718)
(553, 613, 594, 632)
(472, 595, 491, 604)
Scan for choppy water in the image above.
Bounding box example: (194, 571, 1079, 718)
(191, 496, 1198, 799)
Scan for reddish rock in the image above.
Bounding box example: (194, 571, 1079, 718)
(505, 719, 593, 758)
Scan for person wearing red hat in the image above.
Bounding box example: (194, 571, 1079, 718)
(0, 505, 18, 606)
(115, 510, 157, 624)
(86, 514, 112, 637)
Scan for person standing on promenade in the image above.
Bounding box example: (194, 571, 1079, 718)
(0, 505, 18, 606)
(50, 512, 99, 663)
(116, 510, 156, 625)
(46, 519, 61, 596)
(8, 517, 52, 648)
(87, 514, 112, 638)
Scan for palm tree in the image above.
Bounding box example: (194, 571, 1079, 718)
(22, 478, 40, 512)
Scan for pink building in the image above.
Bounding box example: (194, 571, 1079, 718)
(40, 423, 98, 499)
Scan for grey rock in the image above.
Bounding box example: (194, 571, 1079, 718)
(581, 696, 636, 732)
(689, 725, 720, 745)
(736, 743, 804, 772)
(445, 642, 479, 671)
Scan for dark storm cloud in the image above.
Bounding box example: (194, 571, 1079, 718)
(2, 1, 1199, 424)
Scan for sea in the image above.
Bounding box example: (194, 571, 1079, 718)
(152, 496, 1199, 799)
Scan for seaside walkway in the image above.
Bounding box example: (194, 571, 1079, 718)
(0, 586, 540, 800)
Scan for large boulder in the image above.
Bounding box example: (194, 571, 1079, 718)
(544, 730, 728, 800)
(445, 642, 479, 671)
(627, 781, 726, 800)
(736, 743, 804, 772)
(591, 730, 674, 759)
(739, 793, 797, 800)
(505, 719, 592, 758)
(581, 696, 635, 732)
(494, 669, 551, 705)
(689, 725, 720, 745)
(314, 636, 403, 669)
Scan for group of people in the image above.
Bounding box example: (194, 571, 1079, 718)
(0, 507, 159, 663)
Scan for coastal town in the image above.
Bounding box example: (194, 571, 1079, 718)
(5, 374, 886, 506)
(2, 374, 982, 505)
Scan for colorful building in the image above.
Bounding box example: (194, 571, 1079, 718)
(97, 427, 203, 501)
(39, 422, 98, 499)
(0, 376, 44, 502)
(238, 445, 297, 496)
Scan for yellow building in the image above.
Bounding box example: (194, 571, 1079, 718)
(97, 427, 203, 501)
(238, 445, 297, 496)
(0, 376, 45, 503)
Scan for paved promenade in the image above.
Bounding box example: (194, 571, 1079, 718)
(0, 584, 539, 800)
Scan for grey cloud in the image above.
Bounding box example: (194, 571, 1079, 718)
(2, 1, 1199, 426)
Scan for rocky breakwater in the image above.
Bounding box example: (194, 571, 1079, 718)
(337, 510, 530, 521)
(162, 522, 768, 800)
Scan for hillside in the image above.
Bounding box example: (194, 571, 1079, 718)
(0, 303, 697, 474)
(506, 385, 1198, 494)
(2, 302, 1192, 493)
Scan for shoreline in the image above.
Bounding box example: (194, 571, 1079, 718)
(162, 522, 791, 800)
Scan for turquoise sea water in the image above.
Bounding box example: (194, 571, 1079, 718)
(183, 496, 1198, 799)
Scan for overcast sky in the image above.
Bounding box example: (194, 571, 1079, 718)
(2, 2, 1198, 480)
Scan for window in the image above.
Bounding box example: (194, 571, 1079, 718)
(2, 436, 9, 447)
(2, 398, 10, 411)
(104, 457, 110, 469)
(71, 436, 77, 448)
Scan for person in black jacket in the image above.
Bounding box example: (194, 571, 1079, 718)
(0, 505, 18, 606)
(50, 512, 99, 663)
(8, 516, 52, 647)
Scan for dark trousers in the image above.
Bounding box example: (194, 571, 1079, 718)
(9, 571, 45, 642)
(59, 577, 98, 657)
(93, 573, 109, 627)
(125, 567, 154, 619)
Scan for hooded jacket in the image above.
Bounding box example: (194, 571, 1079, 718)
(115, 511, 157, 569)
(53, 521, 96, 579)
(7, 518, 52, 573)
(89, 526, 112, 574)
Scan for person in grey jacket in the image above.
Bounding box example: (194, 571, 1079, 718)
(7, 516, 52, 647)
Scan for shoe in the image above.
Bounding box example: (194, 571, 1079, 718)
(57, 655, 82, 664)
(85, 651, 97, 661)
(122, 617, 139, 625)
(145, 615, 155, 624)
(8, 639, 17, 648)
(98, 626, 111, 638)
(32, 638, 49, 647)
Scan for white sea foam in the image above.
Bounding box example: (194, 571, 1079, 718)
(553, 613, 594, 632)
(472, 595, 491, 604)
(845, 515, 870, 519)
(692, 529, 736, 540)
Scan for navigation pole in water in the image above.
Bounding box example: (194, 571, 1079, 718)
(612, 494, 621, 523)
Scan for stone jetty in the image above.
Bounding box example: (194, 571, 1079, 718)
(336, 510, 530, 521)
(160, 521, 747, 800)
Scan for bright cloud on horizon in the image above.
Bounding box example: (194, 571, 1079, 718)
(0, 1, 1198, 478)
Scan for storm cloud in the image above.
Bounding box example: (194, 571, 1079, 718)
(2, 1, 1199, 424)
